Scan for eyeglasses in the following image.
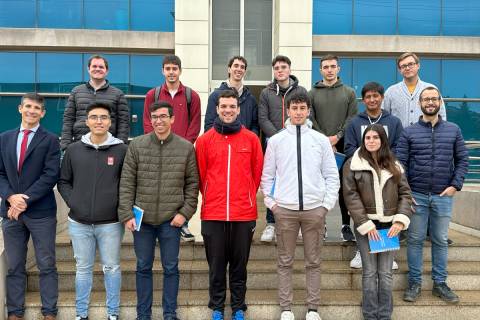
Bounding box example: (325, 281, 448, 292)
(420, 96, 441, 103)
(399, 62, 417, 70)
(151, 114, 171, 121)
(88, 115, 110, 121)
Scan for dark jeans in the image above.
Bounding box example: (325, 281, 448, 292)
(2, 215, 58, 317)
(201, 220, 256, 313)
(133, 221, 181, 320)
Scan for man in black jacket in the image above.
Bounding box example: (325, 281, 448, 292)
(58, 102, 128, 320)
(60, 54, 130, 150)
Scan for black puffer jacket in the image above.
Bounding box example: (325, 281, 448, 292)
(60, 81, 130, 150)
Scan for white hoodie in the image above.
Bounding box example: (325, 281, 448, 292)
(261, 120, 340, 211)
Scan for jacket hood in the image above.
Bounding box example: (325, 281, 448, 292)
(268, 75, 299, 95)
(81, 132, 124, 149)
(313, 77, 343, 89)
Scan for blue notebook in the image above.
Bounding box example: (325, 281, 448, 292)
(132, 205, 144, 232)
(335, 152, 346, 169)
(369, 229, 400, 253)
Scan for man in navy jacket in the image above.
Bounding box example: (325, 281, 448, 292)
(397, 87, 469, 304)
(0, 93, 61, 320)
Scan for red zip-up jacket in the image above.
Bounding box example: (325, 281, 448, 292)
(195, 126, 264, 221)
(143, 82, 201, 143)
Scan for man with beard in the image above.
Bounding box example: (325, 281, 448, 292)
(396, 87, 469, 304)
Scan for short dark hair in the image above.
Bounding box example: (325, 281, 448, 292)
(86, 102, 111, 116)
(21, 93, 45, 110)
(286, 92, 311, 109)
(419, 86, 441, 101)
(163, 55, 182, 69)
(320, 54, 339, 66)
(217, 89, 239, 107)
(88, 55, 109, 70)
(272, 55, 291, 67)
(228, 56, 248, 69)
(149, 101, 174, 116)
(361, 82, 385, 99)
(397, 52, 419, 68)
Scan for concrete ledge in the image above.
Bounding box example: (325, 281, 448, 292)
(452, 189, 480, 231)
(0, 28, 174, 53)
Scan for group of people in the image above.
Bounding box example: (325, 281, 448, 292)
(0, 51, 469, 320)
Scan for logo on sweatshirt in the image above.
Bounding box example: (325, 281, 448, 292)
(107, 156, 114, 166)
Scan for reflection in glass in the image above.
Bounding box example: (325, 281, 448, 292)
(37, 53, 83, 93)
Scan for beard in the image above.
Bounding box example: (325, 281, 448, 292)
(421, 104, 440, 116)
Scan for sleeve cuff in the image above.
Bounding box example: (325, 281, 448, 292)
(356, 220, 376, 235)
(392, 214, 410, 230)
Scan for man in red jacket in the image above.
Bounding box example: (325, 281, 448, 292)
(195, 90, 263, 320)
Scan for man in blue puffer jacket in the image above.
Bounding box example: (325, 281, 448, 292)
(396, 86, 469, 304)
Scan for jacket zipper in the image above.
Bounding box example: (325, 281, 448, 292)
(90, 149, 99, 222)
(296, 126, 304, 211)
(227, 144, 231, 221)
(156, 140, 164, 217)
(430, 125, 435, 193)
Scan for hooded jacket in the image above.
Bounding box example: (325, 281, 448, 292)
(58, 133, 127, 224)
(342, 150, 413, 235)
(258, 75, 308, 138)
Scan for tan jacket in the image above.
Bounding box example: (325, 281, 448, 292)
(342, 150, 413, 235)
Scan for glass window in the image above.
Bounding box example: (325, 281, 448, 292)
(353, 0, 396, 35)
(43, 97, 67, 136)
(398, 0, 440, 35)
(0, 52, 35, 92)
(0, 97, 24, 132)
(0, 0, 35, 27)
(415, 58, 441, 89)
(352, 58, 397, 96)
(131, 0, 174, 32)
(130, 55, 164, 94)
(38, 0, 82, 28)
(443, 0, 480, 36)
(313, 0, 352, 35)
(37, 53, 83, 93)
(84, 0, 128, 30)
(83, 54, 129, 93)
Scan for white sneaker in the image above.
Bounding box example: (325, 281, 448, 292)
(297, 229, 303, 241)
(392, 260, 399, 270)
(306, 310, 322, 320)
(261, 224, 275, 242)
(280, 310, 295, 320)
(350, 250, 362, 269)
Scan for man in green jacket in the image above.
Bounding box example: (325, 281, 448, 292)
(118, 101, 199, 320)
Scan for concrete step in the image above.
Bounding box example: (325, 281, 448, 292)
(27, 259, 480, 292)
(23, 289, 480, 320)
(54, 228, 480, 263)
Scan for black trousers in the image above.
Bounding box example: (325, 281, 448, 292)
(201, 220, 256, 313)
(336, 138, 350, 225)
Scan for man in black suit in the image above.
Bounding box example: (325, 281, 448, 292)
(0, 93, 61, 320)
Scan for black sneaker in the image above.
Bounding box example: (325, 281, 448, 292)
(75, 317, 88, 320)
(403, 282, 422, 302)
(180, 225, 195, 242)
(432, 282, 459, 304)
(107, 315, 119, 320)
(341, 225, 355, 242)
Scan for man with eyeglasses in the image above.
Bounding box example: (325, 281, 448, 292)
(58, 102, 128, 320)
(119, 101, 199, 320)
(383, 52, 447, 128)
(61, 54, 130, 151)
(308, 54, 358, 243)
(396, 87, 468, 304)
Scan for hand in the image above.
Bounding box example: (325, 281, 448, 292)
(271, 204, 278, 212)
(328, 135, 339, 146)
(332, 145, 337, 153)
(7, 194, 29, 211)
(440, 186, 456, 197)
(367, 228, 380, 241)
(8, 206, 23, 220)
(125, 218, 136, 231)
(170, 214, 186, 228)
(387, 222, 404, 238)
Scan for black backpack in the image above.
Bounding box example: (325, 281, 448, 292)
(154, 86, 192, 125)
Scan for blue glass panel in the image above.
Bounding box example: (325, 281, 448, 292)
(37, 53, 83, 93)
(130, 55, 164, 95)
(131, 0, 174, 32)
(0, 97, 24, 133)
(129, 98, 145, 137)
(0, 52, 35, 92)
(84, 0, 128, 30)
(443, 0, 480, 36)
(416, 59, 441, 90)
(398, 0, 440, 35)
(83, 54, 129, 93)
(313, 0, 352, 35)
(354, 0, 396, 35)
(38, 0, 82, 28)
(352, 58, 396, 96)
(312, 58, 352, 88)
(43, 97, 67, 136)
(0, 0, 35, 27)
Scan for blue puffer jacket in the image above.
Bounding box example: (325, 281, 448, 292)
(396, 117, 469, 195)
(204, 82, 259, 135)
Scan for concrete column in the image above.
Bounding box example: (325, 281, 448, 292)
(275, 0, 313, 90)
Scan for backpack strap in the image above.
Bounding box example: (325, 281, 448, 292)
(185, 86, 192, 125)
(154, 86, 161, 103)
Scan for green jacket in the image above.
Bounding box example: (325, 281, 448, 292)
(118, 132, 199, 225)
(308, 78, 358, 138)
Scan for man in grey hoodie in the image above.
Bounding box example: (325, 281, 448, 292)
(258, 55, 308, 242)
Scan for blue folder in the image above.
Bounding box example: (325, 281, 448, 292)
(133, 205, 144, 232)
(369, 229, 400, 253)
(335, 152, 346, 169)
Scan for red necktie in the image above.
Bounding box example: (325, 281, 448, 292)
(18, 129, 32, 173)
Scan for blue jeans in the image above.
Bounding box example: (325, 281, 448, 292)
(68, 218, 124, 317)
(133, 221, 181, 320)
(407, 191, 453, 285)
(355, 229, 394, 320)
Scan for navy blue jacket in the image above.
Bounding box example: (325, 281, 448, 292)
(0, 126, 61, 218)
(396, 117, 469, 195)
(344, 110, 403, 158)
(204, 82, 259, 135)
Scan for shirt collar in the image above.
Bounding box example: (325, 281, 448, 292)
(20, 124, 40, 133)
